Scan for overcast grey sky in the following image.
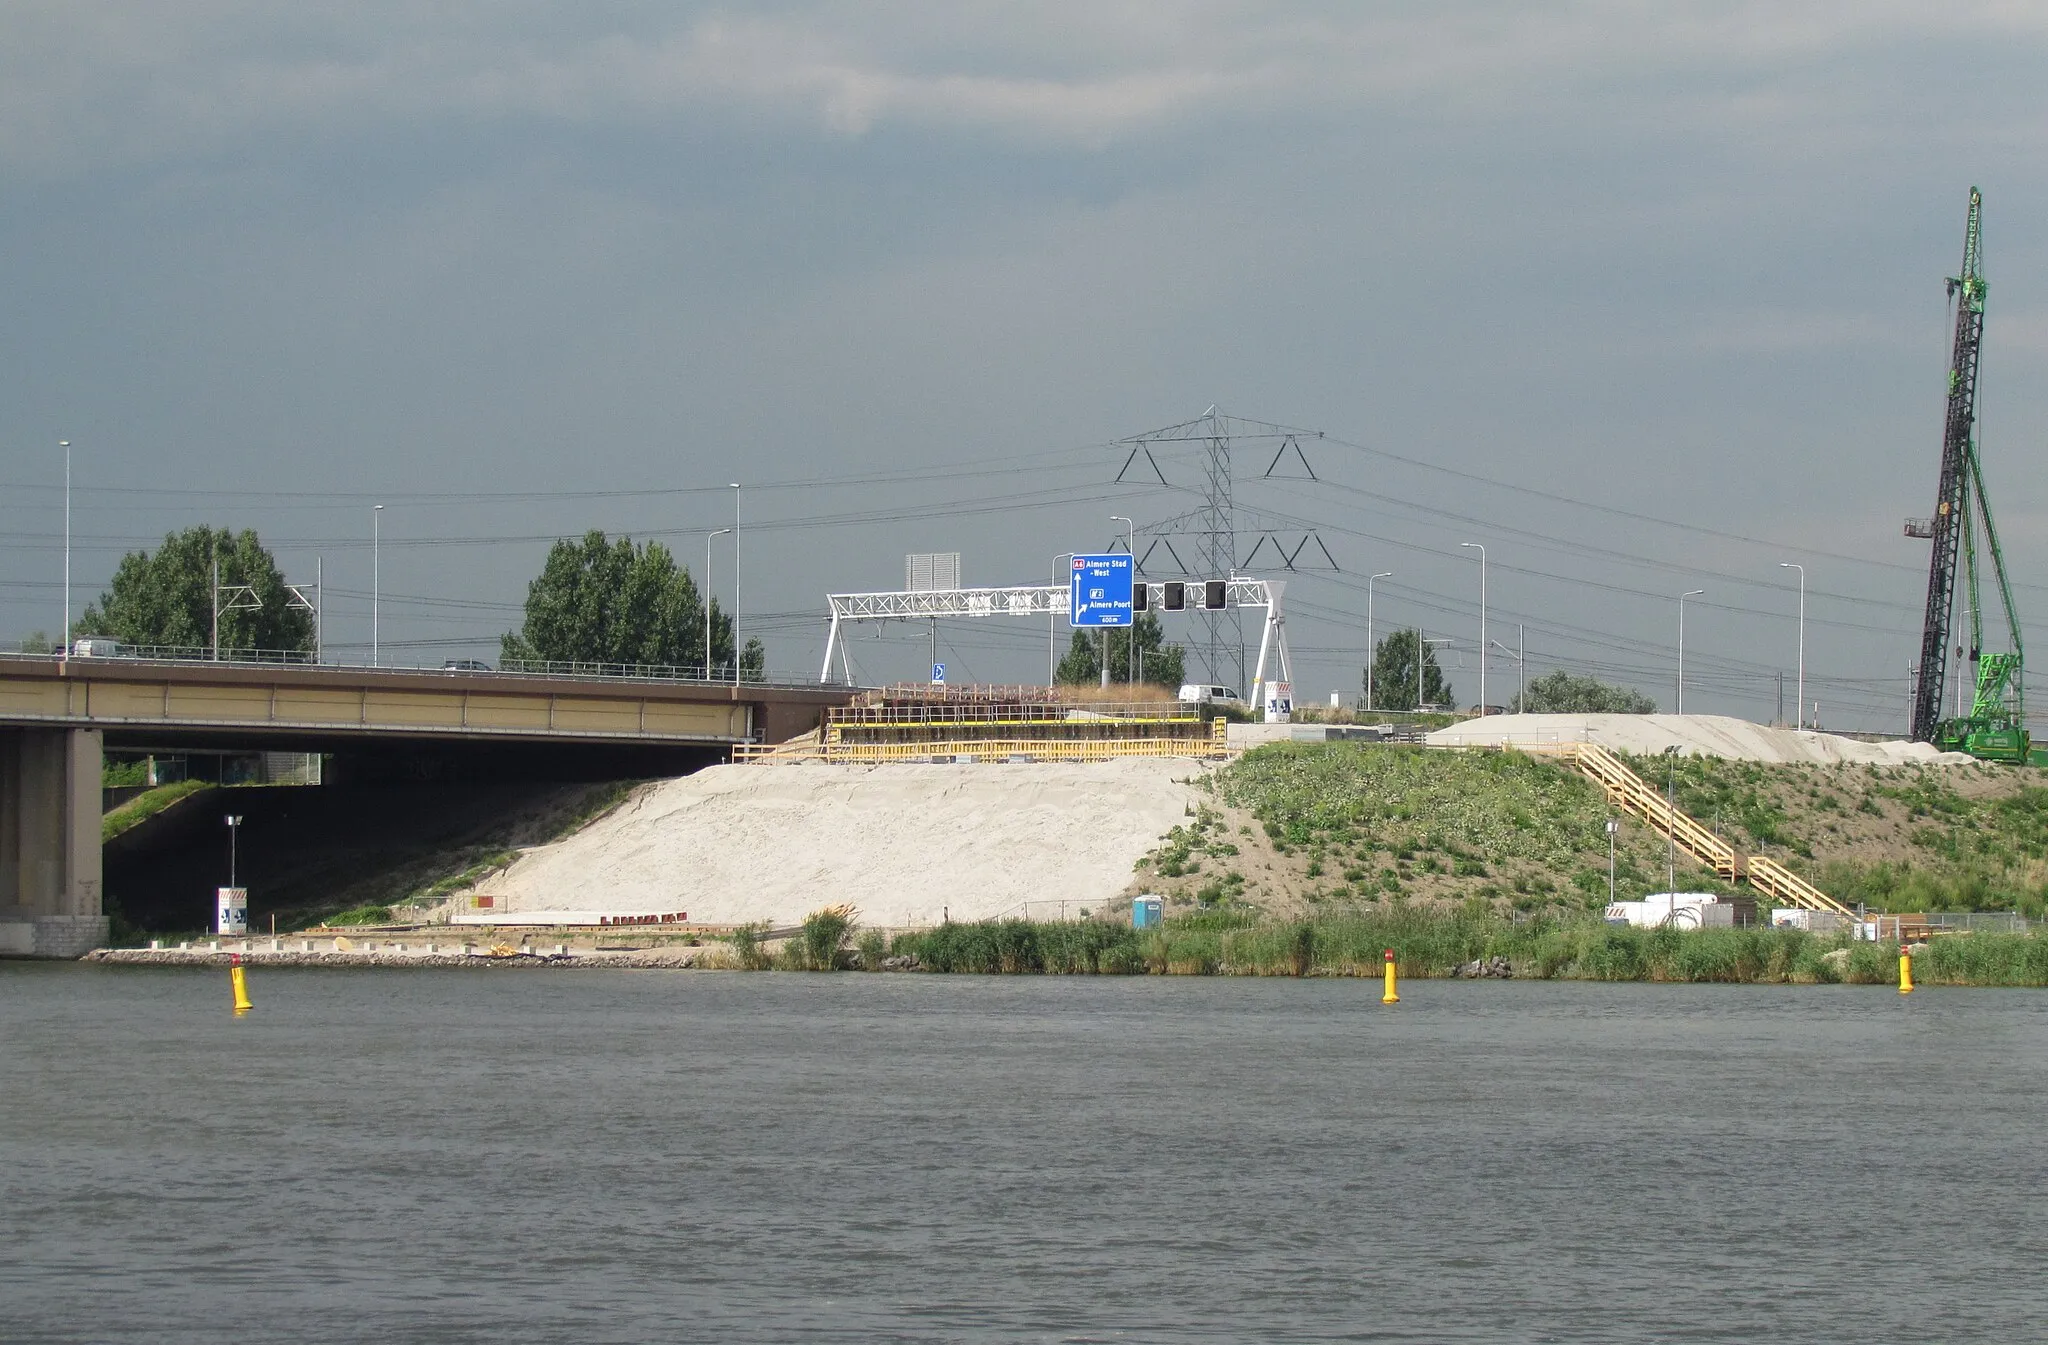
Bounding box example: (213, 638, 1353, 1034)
(6, 2, 2048, 727)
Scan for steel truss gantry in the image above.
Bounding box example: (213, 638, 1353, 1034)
(820, 577, 1294, 710)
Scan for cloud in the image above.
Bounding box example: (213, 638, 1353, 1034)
(8, 1, 2048, 176)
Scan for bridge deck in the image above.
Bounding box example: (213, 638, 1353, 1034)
(0, 655, 852, 747)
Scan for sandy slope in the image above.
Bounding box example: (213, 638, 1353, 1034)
(485, 759, 1209, 927)
(1426, 713, 1972, 765)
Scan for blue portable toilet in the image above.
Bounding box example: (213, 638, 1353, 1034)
(1132, 895, 1163, 929)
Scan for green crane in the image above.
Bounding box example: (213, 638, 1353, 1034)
(1907, 188, 2038, 763)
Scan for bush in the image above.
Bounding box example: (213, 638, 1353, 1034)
(799, 905, 854, 971)
(728, 923, 772, 971)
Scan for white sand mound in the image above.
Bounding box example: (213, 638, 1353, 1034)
(1426, 713, 1972, 766)
(486, 759, 1208, 929)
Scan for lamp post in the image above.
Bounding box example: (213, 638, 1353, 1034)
(729, 483, 742, 685)
(1606, 817, 1618, 907)
(1461, 542, 1486, 714)
(1778, 562, 1805, 729)
(1676, 588, 1704, 713)
(1111, 515, 1134, 686)
(1366, 571, 1392, 711)
(60, 440, 71, 657)
(1663, 745, 1680, 897)
(705, 528, 732, 680)
(226, 814, 243, 889)
(372, 505, 384, 668)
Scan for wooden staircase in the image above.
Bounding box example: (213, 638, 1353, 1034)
(1526, 742, 1853, 918)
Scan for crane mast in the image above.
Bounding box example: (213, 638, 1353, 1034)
(1909, 188, 1986, 743)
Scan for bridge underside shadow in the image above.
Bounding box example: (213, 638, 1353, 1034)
(4, 727, 725, 955)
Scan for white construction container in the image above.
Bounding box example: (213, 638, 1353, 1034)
(1604, 894, 1724, 929)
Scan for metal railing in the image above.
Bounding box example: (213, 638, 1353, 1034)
(0, 646, 842, 690)
(1511, 740, 1852, 917)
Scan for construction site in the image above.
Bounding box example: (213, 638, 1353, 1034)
(63, 190, 2048, 953)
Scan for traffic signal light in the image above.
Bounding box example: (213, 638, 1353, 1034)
(1204, 580, 1227, 610)
(1163, 582, 1185, 611)
(1133, 582, 1149, 612)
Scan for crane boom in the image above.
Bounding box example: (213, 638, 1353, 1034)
(1909, 187, 1985, 742)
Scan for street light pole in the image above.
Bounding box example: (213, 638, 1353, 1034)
(1663, 746, 1680, 896)
(1461, 542, 1486, 714)
(1778, 562, 1805, 729)
(1677, 589, 1704, 714)
(1366, 571, 1392, 711)
(1606, 817, 1618, 907)
(705, 528, 732, 680)
(60, 441, 71, 656)
(372, 505, 384, 668)
(730, 483, 742, 685)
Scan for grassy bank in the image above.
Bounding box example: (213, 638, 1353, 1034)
(1132, 743, 2048, 922)
(866, 912, 2048, 986)
(101, 779, 210, 843)
(1636, 753, 2048, 917)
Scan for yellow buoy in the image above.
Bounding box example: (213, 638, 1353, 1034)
(1898, 945, 1914, 995)
(230, 960, 253, 1014)
(1381, 948, 1399, 1004)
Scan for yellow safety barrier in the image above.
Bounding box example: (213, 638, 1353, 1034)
(734, 734, 1226, 765)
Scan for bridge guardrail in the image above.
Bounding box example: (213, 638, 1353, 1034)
(0, 647, 850, 691)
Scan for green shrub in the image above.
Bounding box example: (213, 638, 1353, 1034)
(728, 923, 772, 971)
(326, 904, 393, 927)
(799, 907, 853, 971)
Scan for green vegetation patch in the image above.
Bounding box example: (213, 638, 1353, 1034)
(880, 912, 2048, 985)
(101, 779, 210, 843)
(1216, 743, 1608, 868)
(325, 904, 395, 926)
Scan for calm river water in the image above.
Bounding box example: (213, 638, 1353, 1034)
(3, 966, 2043, 1342)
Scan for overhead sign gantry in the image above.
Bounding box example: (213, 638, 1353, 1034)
(819, 574, 1295, 716)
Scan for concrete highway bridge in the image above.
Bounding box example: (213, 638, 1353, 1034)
(0, 654, 853, 956)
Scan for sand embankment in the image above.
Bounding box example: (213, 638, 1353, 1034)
(1426, 713, 1972, 766)
(484, 759, 1209, 928)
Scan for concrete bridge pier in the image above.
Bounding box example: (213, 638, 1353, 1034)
(0, 727, 106, 958)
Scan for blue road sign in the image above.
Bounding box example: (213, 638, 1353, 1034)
(931, 662, 946, 684)
(1070, 553, 1134, 627)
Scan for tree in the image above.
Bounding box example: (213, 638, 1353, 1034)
(75, 527, 313, 654)
(1054, 612, 1186, 688)
(502, 530, 747, 674)
(1515, 669, 1656, 714)
(1363, 628, 1455, 711)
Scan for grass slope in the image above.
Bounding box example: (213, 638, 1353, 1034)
(1134, 743, 1715, 919)
(1640, 754, 2048, 917)
(1132, 743, 2048, 920)
(101, 780, 210, 843)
